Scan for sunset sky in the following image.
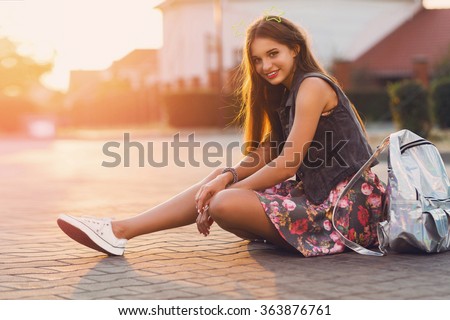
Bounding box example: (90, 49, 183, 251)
(0, 0, 449, 92)
(0, 0, 163, 92)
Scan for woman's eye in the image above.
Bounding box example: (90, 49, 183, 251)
(269, 52, 278, 57)
(253, 58, 261, 64)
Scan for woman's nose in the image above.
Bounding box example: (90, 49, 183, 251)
(262, 59, 272, 72)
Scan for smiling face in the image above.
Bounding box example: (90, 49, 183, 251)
(250, 37, 299, 90)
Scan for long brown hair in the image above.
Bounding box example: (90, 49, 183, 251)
(232, 16, 366, 154)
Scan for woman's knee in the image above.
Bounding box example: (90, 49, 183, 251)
(208, 190, 235, 225)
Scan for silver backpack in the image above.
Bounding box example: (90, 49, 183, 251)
(333, 129, 450, 256)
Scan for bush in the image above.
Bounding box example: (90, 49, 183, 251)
(430, 77, 450, 129)
(346, 89, 391, 122)
(387, 79, 432, 138)
(433, 44, 450, 80)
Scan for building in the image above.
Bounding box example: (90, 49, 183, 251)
(107, 49, 159, 91)
(65, 49, 161, 125)
(348, 8, 450, 88)
(66, 49, 159, 106)
(155, 0, 423, 92)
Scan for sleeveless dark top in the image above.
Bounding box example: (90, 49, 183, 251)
(271, 69, 377, 205)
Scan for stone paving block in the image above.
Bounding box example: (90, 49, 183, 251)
(195, 261, 240, 270)
(189, 293, 237, 300)
(30, 295, 64, 299)
(0, 260, 69, 270)
(1, 277, 94, 291)
(0, 285, 80, 299)
(178, 286, 224, 298)
(2, 135, 450, 300)
(131, 272, 176, 285)
(158, 271, 203, 282)
(162, 279, 204, 289)
(190, 267, 235, 277)
(2, 267, 59, 276)
(18, 269, 106, 281)
(81, 271, 148, 283)
(181, 275, 230, 286)
(130, 263, 189, 275)
(125, 280, 195, 294)
(155, 251, 214, 260)
(127, 259, 171, 270)
(55, 256, 113, 265)
(63, 287, 139, 300)
(0, 275, 41, 283)
(42, 263, 104, 273)
(174, 257, 220, 266)
(143, 289, 198, 299)
(220, 271, 264, 282)
(201, 252, 254, 262)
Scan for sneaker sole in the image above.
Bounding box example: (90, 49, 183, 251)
(57, 215, 125, 256)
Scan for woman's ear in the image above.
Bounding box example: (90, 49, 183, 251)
(295, 44, 300, 57)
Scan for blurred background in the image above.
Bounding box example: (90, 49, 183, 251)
(1, 0, 450, 138)
(2, 1, 450, 303)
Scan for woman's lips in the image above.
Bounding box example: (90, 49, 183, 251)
(267, 70, 279, 79)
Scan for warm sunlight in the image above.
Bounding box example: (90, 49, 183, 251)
(1, 0, 449, 92)
(0, 0, 163, 92)
(424, 0, 450, 8)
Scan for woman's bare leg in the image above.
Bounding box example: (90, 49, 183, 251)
(207, 189, 298, 252)
(112, 168, 222, 240)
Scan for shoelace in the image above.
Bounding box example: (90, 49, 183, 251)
(81, 216, 111, 235)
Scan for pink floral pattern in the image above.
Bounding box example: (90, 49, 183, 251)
(254, 169, 387, 257)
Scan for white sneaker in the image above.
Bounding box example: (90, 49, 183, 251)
(57, 214, 127, 256)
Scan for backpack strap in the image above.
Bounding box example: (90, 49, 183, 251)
(331, 135, 391, 256)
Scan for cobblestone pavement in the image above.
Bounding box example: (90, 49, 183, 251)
(1, 129, 450, 300)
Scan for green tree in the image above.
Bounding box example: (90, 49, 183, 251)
(388, 79, 432, 138)
(433, 44, 450, 80)
(0, 37, 52, 97)
(430, 77, 450, 129)
(0, 37, 53, 132)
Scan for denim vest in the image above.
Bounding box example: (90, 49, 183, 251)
(273, 70, 377, 204)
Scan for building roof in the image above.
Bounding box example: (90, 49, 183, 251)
(110, 49, 158, 70)
(68, 70, 104, 93)
(353, 8, 450, 77)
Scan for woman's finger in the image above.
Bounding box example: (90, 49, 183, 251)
(195, 187, 204, 209)
(197, 188, 212, 214)
(204, 189, 214, 205)
(197, 211, 212, 236)
(196, 214, 205, 235)
(196, 210, 208, 234)
(196, 218, 204, 235)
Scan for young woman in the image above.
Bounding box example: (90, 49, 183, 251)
(57, 15, 386, 257)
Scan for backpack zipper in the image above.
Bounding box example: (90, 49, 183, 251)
(400, 140, 435, 154)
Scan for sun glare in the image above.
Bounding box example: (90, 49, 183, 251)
(423, 0, 450, 8)
(1, 0, 449, 92)
(0, 0, 163, 92)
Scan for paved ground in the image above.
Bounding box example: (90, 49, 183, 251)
(1, 127, 450, 300)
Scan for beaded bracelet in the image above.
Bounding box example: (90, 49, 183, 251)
(222, 167, 238, 187)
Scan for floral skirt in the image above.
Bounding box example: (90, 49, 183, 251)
(254, 169, 387, 257)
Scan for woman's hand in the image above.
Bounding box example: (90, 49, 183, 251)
(195, 174, 229, 215)
(195, 174, 230, 236)
(196, 210, 214, 236)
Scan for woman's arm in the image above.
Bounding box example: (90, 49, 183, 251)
(195, 139, 277, 217)
(196, 141, 277, 236)
(218, 138, 278, 186)
(229, 77, 335, 191)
